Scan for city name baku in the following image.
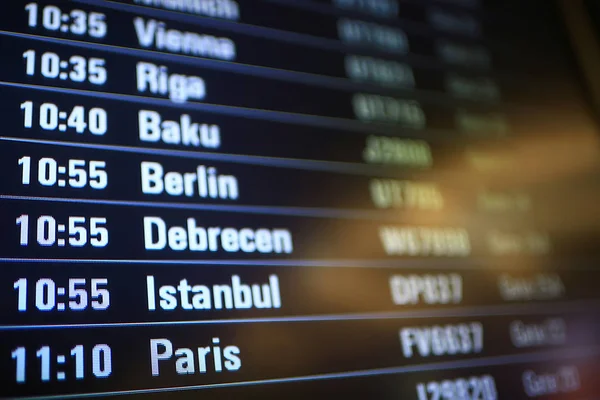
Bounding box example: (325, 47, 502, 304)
(144, 217, 294, 253)
(146, 275, 281, 310)
(138, 110, 221, 149)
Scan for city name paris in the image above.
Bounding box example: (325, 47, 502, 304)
(150, 337, 241, 376)
(146, 274, 278, 377)
(146, 274, 282, 377)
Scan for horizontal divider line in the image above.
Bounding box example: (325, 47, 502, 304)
(260, 0, 483, 35)
(16, 347, 600, 400)
(1, 300, 599, 331)
(267, 0, 483, 15)
(267, 0, 555, 31)
(0, 257, 597, 270)
(0, 29, 482, 107)
(270, 0, 548, 30)
(404, 0, 482, 11)
(0, 194, 419, 221)
(73, 0, 543, 95)
(76, 0, 545, 89)
(0, 135, 440, 177)
(74, 0, 485, 68)
(0, 80, 451, 137)
(77, 0, 362, 52)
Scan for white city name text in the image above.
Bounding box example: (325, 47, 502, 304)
(146, 275, 281, 311)
(141, 162, 238, 200)
(137, 62, 205, 103)
(139, 110, 221, 148)
(133, 0, 240, 20)
(389, 273, 462, 305)
(134, 17, 236, 60)
(150, 337, 241, 376)
(400, 322, 483, 357)
(144, 217, 293, 253)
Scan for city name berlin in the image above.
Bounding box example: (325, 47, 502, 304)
(141, 162, 239, 200)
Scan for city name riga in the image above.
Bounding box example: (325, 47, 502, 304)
(137, 62, 205, 103)
(144, 217, 294, 253)
(134, 17, 236, 61)
(146, 275, 281, 311)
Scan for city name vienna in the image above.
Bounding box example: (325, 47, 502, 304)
(134, 17, 236, 60)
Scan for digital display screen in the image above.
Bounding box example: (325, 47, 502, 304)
(1, 0, 599, 398)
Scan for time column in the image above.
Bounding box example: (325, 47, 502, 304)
(0, 3, 119, 394)
(11, 278, 112, 383)
(17, 1, 110, 132)
(12, 343, 113, 384)
(21, 2, 109, 85)
(24, 3, 107, 39)
(4, 1, 115, 253)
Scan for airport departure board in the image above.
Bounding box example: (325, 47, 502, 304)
(1, 0, 600, 398)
